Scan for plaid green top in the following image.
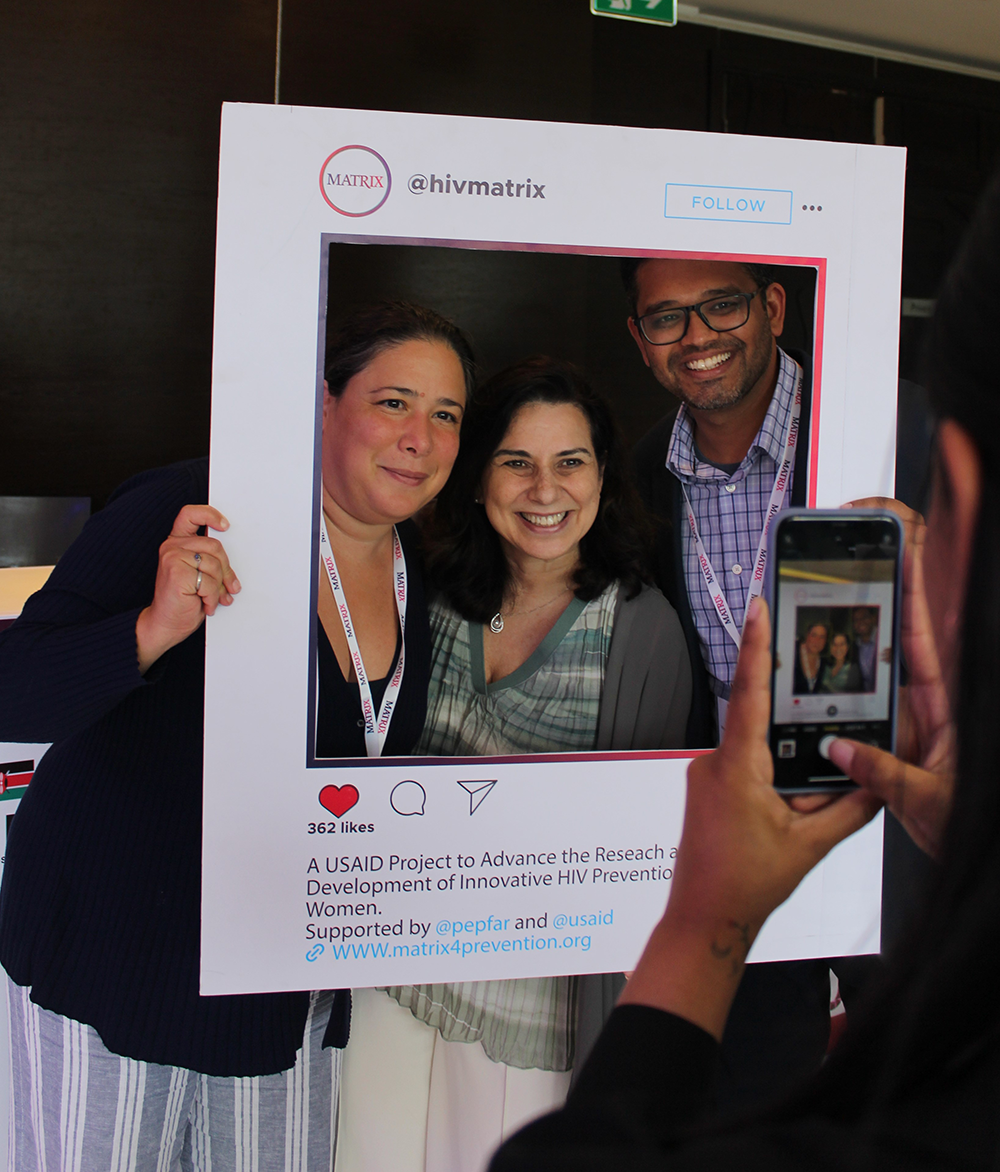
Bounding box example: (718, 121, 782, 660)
(385, 585, 618, 1071)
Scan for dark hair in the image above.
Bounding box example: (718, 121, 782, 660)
(423, 357, 651, 622)
(324, 300, 476, 400)
(771, 169, 1000, 1125)
(619, 257, 776, 318)
(867, 167, 1000, 1091)
(827, 630, 854, 660)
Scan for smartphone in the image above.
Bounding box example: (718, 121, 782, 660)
(768, 508, 903, 793)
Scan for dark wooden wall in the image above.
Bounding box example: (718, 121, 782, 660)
(0, 0, 275, 505)
(2, 0, 998, 507)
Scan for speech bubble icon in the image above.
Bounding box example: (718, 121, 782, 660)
(390, 780, 426, 816)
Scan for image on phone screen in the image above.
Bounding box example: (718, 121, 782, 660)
(770, 512, 902, 791)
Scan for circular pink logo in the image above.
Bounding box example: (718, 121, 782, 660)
(319, 145, 391, 217)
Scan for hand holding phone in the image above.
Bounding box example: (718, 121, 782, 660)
(620, 597, 881, 1039)
(768, 509, 903, 793)
(825, 499, 955, 855)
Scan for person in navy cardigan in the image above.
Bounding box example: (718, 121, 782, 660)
(0, 301, 475, 1169)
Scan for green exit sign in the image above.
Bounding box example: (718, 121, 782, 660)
(591, 0, 677, 25)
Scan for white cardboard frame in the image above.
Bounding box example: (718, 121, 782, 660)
(202, 103, 904, 995)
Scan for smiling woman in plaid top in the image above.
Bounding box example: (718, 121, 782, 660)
(334, 358, 691, 1172)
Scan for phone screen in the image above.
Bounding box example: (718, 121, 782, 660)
(770, 512, 902, 791)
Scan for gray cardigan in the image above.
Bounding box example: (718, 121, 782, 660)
(579, 583, 693, 1073)
(596, 583, 692, 752)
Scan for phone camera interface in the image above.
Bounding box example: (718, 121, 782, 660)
(771, 516, 899, 789)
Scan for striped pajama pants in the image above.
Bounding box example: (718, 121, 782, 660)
(7, 980, 341, 1172)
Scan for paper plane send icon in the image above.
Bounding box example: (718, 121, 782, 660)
(457, 779, 497, 815)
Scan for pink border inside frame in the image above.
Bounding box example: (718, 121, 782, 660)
(321, 235, 828, 766)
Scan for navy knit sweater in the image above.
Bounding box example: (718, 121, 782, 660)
(0, 459, 430, 1076)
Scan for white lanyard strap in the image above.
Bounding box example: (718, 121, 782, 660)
(681, 366, 802, 651)
(319, 516, 407, 758)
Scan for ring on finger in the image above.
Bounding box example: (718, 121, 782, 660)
(194, 552, 202, 564)
(195, 569, 203, 592)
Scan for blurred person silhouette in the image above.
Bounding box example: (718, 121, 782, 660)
(491, 165, 1000, 1172)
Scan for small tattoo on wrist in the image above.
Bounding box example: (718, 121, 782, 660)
(710, 920, 752, 976)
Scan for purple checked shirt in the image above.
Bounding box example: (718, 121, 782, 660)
(665, 348, 801, 700)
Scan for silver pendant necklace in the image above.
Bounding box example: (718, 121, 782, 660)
(488, 587, 572, 634)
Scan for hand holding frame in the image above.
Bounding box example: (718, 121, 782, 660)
(135, 505, 241, 674)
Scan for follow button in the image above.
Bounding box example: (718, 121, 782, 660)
(665, 184, 793, 225)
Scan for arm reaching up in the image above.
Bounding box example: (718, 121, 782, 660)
(620, 598, 881, 1040)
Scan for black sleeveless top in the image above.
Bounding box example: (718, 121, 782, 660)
(313, 519, 430, 760)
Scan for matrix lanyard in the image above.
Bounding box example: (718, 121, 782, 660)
(319, 516, 407, 758)
(680, 366, 802, 652)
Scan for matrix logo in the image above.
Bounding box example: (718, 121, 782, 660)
(319, 145, 391, 217)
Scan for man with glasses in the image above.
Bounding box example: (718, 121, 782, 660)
(626, 258, 810, 747)
(851, 606, 882, 693)
(613, 257, 828, 1115)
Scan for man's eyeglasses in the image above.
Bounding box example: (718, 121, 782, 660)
(635, 288, 763, 346)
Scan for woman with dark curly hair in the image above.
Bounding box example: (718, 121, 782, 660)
(336, 358, 691, 1172)
(417, 356, 691, 759)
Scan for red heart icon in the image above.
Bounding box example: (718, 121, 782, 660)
(319, 784, 360, 818)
